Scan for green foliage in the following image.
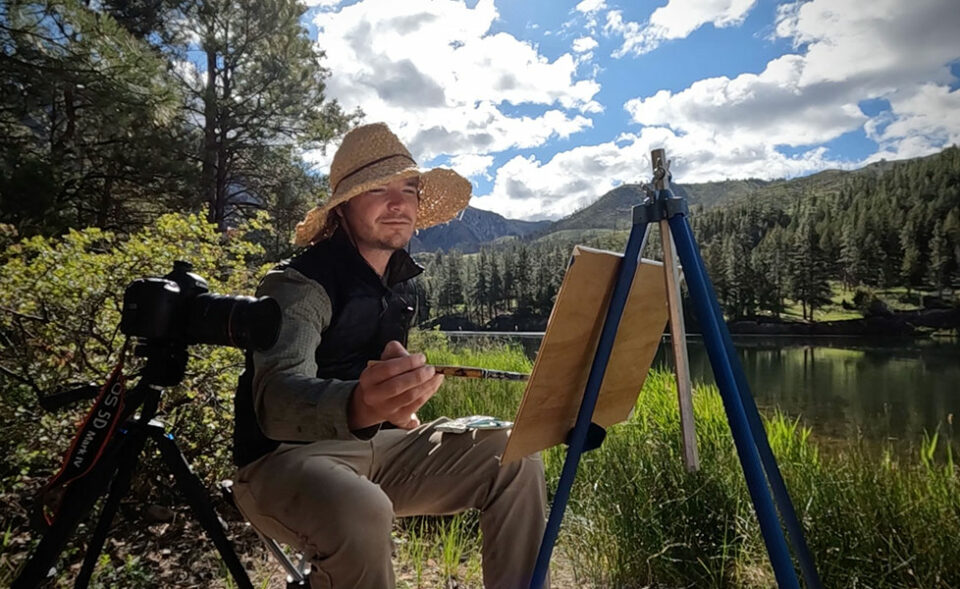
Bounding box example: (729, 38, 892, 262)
(0, 0, 195, 235)
(161, 0, 356, 232)
(0, 212, 269, 512)
(0, 0, 355, 253)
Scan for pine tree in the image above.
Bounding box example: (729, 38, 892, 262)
(900, 218, 924, 294)
(472, 250, 489, 324)
(440, 252, 464, 316)
(0, 0, 191, 234)
(166, 0, 354, 230)
(928, 220, 950, 296)
(489, 255, 503, 318)
(789, 211, 832, 321)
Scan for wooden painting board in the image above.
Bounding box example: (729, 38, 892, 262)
(501, 245, 669, 464)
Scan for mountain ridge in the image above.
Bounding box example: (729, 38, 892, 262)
(413, 148, 953, 251)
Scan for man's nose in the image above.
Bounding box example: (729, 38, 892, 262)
(385, 187, 407, 207)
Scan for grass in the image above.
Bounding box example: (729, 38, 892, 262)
(402, 333, 960, 588)
(4, 332, 957, 587)
(778, 282, 958, 323)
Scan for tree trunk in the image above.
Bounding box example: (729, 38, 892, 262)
(201, 28, 219, 227)
(97, 175, 114, 228)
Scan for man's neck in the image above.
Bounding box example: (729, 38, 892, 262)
(356, 243, 394, 277)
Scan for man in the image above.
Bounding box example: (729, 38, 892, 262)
(232, 123, 548, 589)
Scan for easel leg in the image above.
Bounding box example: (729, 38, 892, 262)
(701, 248, 824, 589)
(529, 221, 649, 589)
(659, 219, 699, 472)
(668, 214, 802, 589)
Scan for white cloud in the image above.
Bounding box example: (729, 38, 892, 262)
(864, 84, 960, 162)
(605, 0, 758, 57)
(448, 153, 495, 180)
(625, 54, 868, 147)
(572, 36, 598, 53)
(575, 0, 606, 13)
(309, 0, 599, 166)
(474, 128, 841, 220)
(618, 0, 960, 182)
(302, 0, 342, 7)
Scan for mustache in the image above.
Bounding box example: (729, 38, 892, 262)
(378, 214, 414, 223)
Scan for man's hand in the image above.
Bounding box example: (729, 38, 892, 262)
(348, 340, 444, 431)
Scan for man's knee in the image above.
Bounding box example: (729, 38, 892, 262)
(480, 448, 546, 513)
(320, 479, 395, 547)
(509, 453, 546, 490)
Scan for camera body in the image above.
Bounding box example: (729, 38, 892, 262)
(121, 261, 280, 351)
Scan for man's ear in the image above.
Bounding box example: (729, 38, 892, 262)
(334, 203, 345, 219)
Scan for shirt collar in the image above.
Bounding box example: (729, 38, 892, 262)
(329, 226, 424, 287)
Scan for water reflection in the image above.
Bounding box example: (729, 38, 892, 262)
(444, 333, 960, 450)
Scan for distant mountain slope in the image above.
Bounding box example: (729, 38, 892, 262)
(538, 152, 942, 234)
(412, 150, 948, 250)
(410, 205, 549, 252)
(544, 184, 645, 233)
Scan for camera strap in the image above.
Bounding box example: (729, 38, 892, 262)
(40, 341, 130, 526)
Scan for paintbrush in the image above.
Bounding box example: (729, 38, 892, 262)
(367, 360, 529, 381)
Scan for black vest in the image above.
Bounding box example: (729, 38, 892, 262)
(232, 229, 423, 467)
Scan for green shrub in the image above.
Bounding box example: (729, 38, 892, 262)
(0, 212, 271, 514)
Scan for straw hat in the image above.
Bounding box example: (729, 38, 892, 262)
(294, 123, 472, 246)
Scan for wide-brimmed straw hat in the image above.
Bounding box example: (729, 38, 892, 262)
(294, 122, 472, 246)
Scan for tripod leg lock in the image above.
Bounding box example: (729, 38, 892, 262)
(565, 422, 606, 453)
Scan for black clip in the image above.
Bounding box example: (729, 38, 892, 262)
(566, 422, 606, 453)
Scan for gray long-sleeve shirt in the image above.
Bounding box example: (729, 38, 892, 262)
(251, 267, 365, 442)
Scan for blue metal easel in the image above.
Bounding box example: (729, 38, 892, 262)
(529, 150, 822, 589)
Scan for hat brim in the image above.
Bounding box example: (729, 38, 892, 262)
(294, 163, 472, 247)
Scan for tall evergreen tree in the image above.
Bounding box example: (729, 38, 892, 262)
(790, 210, 832, 321)
(899, 218, 924, 294)
(0, 0, 191, 234)
(928, 220, 950, 296)
(162, 0, 354, 230)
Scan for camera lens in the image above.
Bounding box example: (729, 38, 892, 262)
(185, 294, 281, 350)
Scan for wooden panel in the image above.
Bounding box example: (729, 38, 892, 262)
(502, 246, 669, 464)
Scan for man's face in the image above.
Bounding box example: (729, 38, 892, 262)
(339, 175, 419, 251)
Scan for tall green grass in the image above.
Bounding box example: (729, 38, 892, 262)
(406, 332, 960, 588)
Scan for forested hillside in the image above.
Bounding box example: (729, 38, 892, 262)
(417, 146, 960, 327)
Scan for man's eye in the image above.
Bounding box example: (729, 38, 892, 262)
(368, 187, 387, 194)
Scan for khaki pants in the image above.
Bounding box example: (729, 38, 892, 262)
(233, 418, 549, 589)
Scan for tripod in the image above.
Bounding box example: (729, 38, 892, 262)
(529, 150, 822, 588)
(12, 342, 253, 589)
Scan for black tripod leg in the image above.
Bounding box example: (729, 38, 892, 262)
(152, 429, 253, 589)
(74, 426, 152, 589)
(11, 436, 131, 589)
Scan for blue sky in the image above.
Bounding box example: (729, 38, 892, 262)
(303, 0, 960, 220)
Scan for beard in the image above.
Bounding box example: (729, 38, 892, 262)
(370, 215, 415, 250)
(374, 231, 411, 251)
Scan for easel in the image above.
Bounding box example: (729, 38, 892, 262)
(526, 150, 823, 588)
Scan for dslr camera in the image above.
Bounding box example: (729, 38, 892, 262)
(121, 260, 280, 351)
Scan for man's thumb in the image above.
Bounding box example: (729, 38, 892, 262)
(380, 340, 409, 360)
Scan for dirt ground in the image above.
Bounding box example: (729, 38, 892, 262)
(2, 491, 582, 588)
